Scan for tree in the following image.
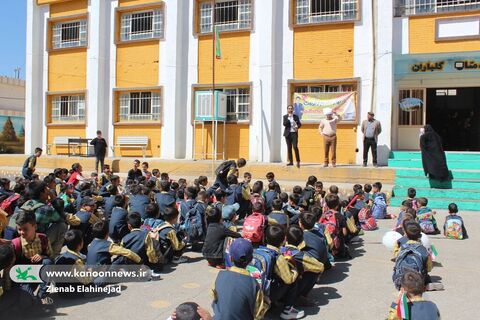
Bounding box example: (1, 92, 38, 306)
(19, 125, 25, 137)
(1, 117, 18, 141)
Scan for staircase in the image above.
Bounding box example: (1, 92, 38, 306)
(389, 151, 480, 211)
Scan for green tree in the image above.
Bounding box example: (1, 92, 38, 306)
(1, 117, 18, 141)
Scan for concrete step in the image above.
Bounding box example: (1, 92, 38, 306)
(393, 187, 480, 201)
(390, 197, 480, 211)
(395, 168, 480, 181)
(388, 158, 480, 170)
(395, 176, 480, 190)
(390, 151, 480, 161)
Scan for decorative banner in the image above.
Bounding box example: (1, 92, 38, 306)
(399, 97, 423, 112)
(293, 92, 357, 122)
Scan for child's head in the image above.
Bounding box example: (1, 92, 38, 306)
(81, 196, 96, 212)
(197, 190, 208, 203)
(152, 169, 160, 177)
(266, 172, 275, 182)
(417, 197, 428, 207)
(364, 183, 372, 193)
(405, 208, 417, 220)
(160, 180, 171, 192)
(16, 210, 37, 242)
(160, 172, 169, 181)
(141, 162, 149, 171)
(448, 203, 458, 214)
(279, 192, 289, 203)
(299, 212, 316, 230)
(0, 243, 15, 271)
(34, 147, 43, 157)
(113, 194, 126, 208)
(237, 158, 247, 168)
(401, 271, 425, 297)
(197, 176, 208, 186)
(252, 181, 263, 194)
(92, 220, 109, 239)
(401, 199, 413, 211)
(268, 181, 277, 191)
(315, 181, 324, 192)
(145, 203, 160, 219)
(329, 185, 339, 194)
(0, 178, 11, 190)
(206, 206, 222, 224)
(287, 225, 304, 247)
(127, 212, 142, 229)
(288, 193, 300, 206)
(307, 175, 317, 187)
(110, 175, 120, 187)
(230, 238, 253, 268)
(407, 187, 417, 199)
(174, 302, 202, 320)
(292, 185, 303, 195)
(372, 182, 382, 193)
(243, 172, 251, 183)
(325, 193, 340, 210)
(103, 164, 111, 174)
(27, 181, 48, 202)
(353, 184, 363, 194)
(96, 130, 102, 138)
(272, 198, 283, 211)
(64, 229, 83, 252)
(227, 174, 238, 186)
(178, 178, 187, 188)
(252, 201, 264, 214)
(133, 159, 140, 169)
(185, 186, 198, 200)
(404, 221, 422, 241)
(164, 207, 180, 224)
(311, 206, 322, 221)
(265, 225, 286, 248)
(214, 189, 226, 203)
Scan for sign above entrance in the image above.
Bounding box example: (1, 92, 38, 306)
(399, 97, 423, 112)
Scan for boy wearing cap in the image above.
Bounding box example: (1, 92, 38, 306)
(222, 203, 239, 231)
(67, 196, 101, 254)
(361, 112, 382, 167)
(212, 238, 268, 320)
(319, 109, 341, 167)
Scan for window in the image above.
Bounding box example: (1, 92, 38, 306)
(51, 95, 85, 122)
(199, 0, 252, 33)
(120, 9, 164, 41)
(294, 84, 355, 93)
(223, 88, 250, 121)
(119, 91, 161, 122)
(395, 0, 480, 17)
(52, 20, 87, 49)
(398, 89, 424, 126)
(295, 0, 358, 25)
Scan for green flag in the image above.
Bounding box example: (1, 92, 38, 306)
(215, 26, 221, 60)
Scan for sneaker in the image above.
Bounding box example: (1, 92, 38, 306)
(149, 271, 162, 281)
(280, 306, 305, 319)
(426, 282, 444, 291)
(172, 256, 188, 264)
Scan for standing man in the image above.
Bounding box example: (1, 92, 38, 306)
(22, 147, 42, 180)
(361, 112, 382, 167)
(283, 105, 302, 168)
(90, 130, 108, 173)
(319, 108, 341, 167)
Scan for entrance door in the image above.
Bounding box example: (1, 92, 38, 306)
(426, 87, 480, 151)
(397, 89, 425, 150)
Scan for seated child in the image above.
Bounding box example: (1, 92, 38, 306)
(212, 238, 268, 319)
(293, 185, 308, 210)
(202, 207, 241, 268)
(407, 187, 418, 210)
(372, 182, 391, 219)
(283, 225, 324, 303)
(312, 181, 325, 208)
(392, 214, 416, 258)
(109, 195, 130, 243)
(299, 211, 331, 270)
(266, 172, 281, 194)
(221, 203, 239, 231)
(363, 183, 372, 203)
(157, 207, 187, 264)
(392, 221, 443, 291)
(265, 225, 304, 320)
(319, 194, 348, 258)
(443, 203, 468, 240)
(142, 203, 164, 231)
(264, 182, 279, 215)
(128, 184, 150, 219)
(67, 196, 101, 254)
(284, 194, 302, 225)
(154, 180, 176, 216)
(268, 199, 290, 230)
(302, 176, 317, 210)
(388, 271, 441, 320)
(416, 197, 440, 235)
(394, 200, 413, 231)
(87, 221, 141, 266)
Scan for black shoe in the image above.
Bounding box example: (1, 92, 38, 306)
(286, 163, 294, 166)
(363, 163, 367, 167)
(296, 162, 300, 168)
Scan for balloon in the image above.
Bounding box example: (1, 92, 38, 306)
(421, 233, 431, 249)
(382, 231, 403, 250)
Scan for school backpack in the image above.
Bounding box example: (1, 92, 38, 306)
(371, 195, 387, 219)
(223, 236, 235, 269)
(141, 218, 164, 232)
(243, 212, 266, 243)
(12, 233, 49, 259)
(445, 217, 464, 240)
(247, 246, 278, 296)
(0, 194, 20, 216)
(392, 243, 425, 289)
(302, 187, 315, 208)
(215, 160, 235, 177)
(180, 203, 204, 242)
(280, 246, 305, 275)
(358, 207, 377, 231)
(319, 211, 342, 256)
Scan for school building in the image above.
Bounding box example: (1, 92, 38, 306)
(25, 0, 480, 165)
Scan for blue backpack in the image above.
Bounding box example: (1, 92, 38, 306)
(247, 246, 279, 296)
(372, 195, 387, 219)
(392, 243, 425, 289)
(180, 203, 204, 242)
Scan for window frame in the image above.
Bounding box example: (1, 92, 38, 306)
(114, 87, 163, 124)
(115, 2, 165, 44)
(47, 14, 89, 52)
(394, 0, 480, 17)
(397, 88, 426, 127)
(46, 91, 88, 125)
(195, 0, 255, 35)
(290, 0, 361, 28)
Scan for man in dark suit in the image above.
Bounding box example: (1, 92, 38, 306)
(283, 105, 302, 168)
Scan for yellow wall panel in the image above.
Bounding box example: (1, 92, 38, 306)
(194, 124, 249, 160)
(47, 125, 86, 155)
(116, 42, 159, 88)
(48, 49, 87, 91)
(119, 0, 161, 7)
(294, 24, 354, 80)
(49, 0, 88, 18)
(409, 13, 480, 54)
(296, 124, 356, 164)
(113, 126, 161, 157)
(198, 32, 250, 84)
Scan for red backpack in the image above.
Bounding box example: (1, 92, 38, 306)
(243, 212, 266, 243)
(358, 207, 377, 231)
(0, 194, 20, 216)
(319, 211, 342, 255)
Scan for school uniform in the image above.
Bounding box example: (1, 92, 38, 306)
(267, 244, 299, 308)
(202, 223, 241, 265)
(212, 266, 268, 320)
(128, 194, 150, 219)
(394, 240, 433, 289)
(121, 228, 158, 265)
(127, 168, 143, 182)
(109, 207, 130, 243)
(67, 210, 101, 253)
(158, 222, 186, 262)
(102, 195, 115, 220)
(388, 296, 440, 320)
(54, 249, 91, 291)
(86, 238, 141, 266)
(225, 184, 250, 218)
(303, 228, 331, 269)
(154, 191, 176, 216)
(267, 210, 290, 229)
(264, 190, 278, 214)
(180, 199, 197, 223)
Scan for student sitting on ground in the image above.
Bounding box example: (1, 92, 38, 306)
(372, 182, 391, 219)
(388, 271, 441, 320)
(299, 211, 331, 270)
(225, 175, 250, 220)
(319, 193, 348, 259)
(67, 196, 101, 254)
(394, 200, 413, 231)
(202, 206, 241, 269)
(264, 182, 279, 215)
(443, 203, 468, 240)
(141, 203, 164, 231)
(284, 193, 302, 225)
(128, 184, 150, 220)
(157, 207, 188, 264)
(302, 176, 317, 211)
(222, 203, 239, 231)
(392, 214, 417, 258)
(407, 187, 418, 210)
(266, 171, 281, 194)
(363, 183, 372, 203)
(268, 198, 290, 230)
(416, 197, 440, 235)
(283, 225, 324, 305)
(212, 238, 268, 319)
(312, 181, 326, 209)
(109, 195, 130, 243)
(154, 180, 176, 217)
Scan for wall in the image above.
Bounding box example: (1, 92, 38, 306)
(116, 42, 160, 88)
(113, 125, 161, 157)
(49, 0, 87, 17)
(194, 123, 249, 160)
(48, 49, 87, 91)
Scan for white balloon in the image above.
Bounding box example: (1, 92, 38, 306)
(421, 233, 431, 249)
(382, 231, 403, 250)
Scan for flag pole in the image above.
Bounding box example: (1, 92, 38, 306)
(211, 1, 216, 177)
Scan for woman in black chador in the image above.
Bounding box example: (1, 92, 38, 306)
(420, 124, 450, 181)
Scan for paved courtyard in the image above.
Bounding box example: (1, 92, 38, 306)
(21, 208, 477, 320)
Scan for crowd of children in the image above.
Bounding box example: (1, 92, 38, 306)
(0, 154, 469, 319)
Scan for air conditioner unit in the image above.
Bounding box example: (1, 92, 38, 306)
(195, 91, 227, 121)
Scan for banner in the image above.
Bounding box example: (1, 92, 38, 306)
(293, 92, 357, 122)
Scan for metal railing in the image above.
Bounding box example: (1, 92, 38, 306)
(395, 0, 480, 16)
(52, 20, 87, 49)
(51, 95, 86, 123)
(199, 0, 252, 33)
(224, 88, 250, 121)
(119, 92, 161, 122)
(120, 9, 164, 41)
(295, 0, 358, 25)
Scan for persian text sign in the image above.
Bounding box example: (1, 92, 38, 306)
(293, 92, 357, 122)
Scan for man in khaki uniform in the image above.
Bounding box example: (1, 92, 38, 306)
(319, 108, 341, 167)
(361, 112, 382, 167)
